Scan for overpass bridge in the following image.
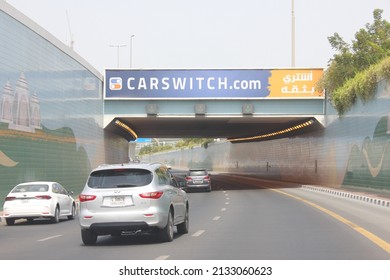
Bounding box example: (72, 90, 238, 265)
(103, 68, 325, 143)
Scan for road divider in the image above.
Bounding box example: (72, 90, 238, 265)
(302, 185, 390, 208)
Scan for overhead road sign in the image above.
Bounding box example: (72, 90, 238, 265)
(105, 69, 324, 100)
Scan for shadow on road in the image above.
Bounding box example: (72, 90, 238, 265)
(84, 231, 186, 247)
(210, 174, 302, 191)
(172, 171, 301, 192)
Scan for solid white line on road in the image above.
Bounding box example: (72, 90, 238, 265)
(155, 255, 170, 260)
(192, 230, 205, 237)
(213, 216, 221, 221)
(37, 235, 62, 242)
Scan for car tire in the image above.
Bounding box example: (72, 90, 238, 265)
(51, 206, 60, 223)
(81, 229, 97, 245)
(5, 218, 15, 226)
(159, 210, 174, 242)
(67, 204, 76, 220)
(176, 206, 189, 234)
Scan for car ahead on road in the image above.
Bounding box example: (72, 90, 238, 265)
(184, 169, 212, 192)
(2, 181, 76, 225)
(78, 162, 189, 245)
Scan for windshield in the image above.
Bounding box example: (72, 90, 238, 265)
(189, 170, 207, 176)
(87, 168, 153, 189)
(12, 184, 49, 193)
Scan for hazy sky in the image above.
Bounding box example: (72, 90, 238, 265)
(6, 0, 390, 74)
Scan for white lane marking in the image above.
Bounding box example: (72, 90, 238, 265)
(213, 216, 221, 221)
(37, 235, 62, 242)
(226, 197, 230, 200)
(192, 230, 205, 237)
(155, 255, 170, 260)
(221, 208, 227, 212)
(225, 202, 230, 205)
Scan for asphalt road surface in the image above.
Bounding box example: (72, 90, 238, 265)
(0, 173, 389, 260)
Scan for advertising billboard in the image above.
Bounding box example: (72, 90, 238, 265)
(105, 69, 323, 99)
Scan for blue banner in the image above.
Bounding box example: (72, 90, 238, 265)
(133, 138, 152, 143)
(105, 69, 271, 99)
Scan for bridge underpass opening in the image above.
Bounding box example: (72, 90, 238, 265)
(105, 116, 324, 143)
(103, 68, 325, 142)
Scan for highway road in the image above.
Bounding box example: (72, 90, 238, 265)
(0, 173, 389, 260)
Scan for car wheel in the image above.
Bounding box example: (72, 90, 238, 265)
(5, 218, 15, 226)
(159, 210, 174, 242)
(81, 229, 97, 245)
(177, 206, 189, 234)
(51, 206, 60, 223)
(67, 204, 76, 220)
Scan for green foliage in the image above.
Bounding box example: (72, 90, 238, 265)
(175, 138, 213, 149)
(138, 144, 173, 155)
(138, 138, 214, 155)
(318, 9, 390, 115)
(331, 57, 390, 114)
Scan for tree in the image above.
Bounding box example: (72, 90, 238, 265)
(352, 9, 390, 69)
(318, 9, 390, 114)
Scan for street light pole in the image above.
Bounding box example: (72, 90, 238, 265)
(130, 35, 135, 68)
(109, 44, 126, 68)
(291, 0, 296, 67)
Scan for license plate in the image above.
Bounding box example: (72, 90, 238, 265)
(111, 196, 125, 205)
(193, 180, 203, 184)
(103, 196, 133, 207)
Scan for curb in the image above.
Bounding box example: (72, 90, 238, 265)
(302, 185, 390, 208)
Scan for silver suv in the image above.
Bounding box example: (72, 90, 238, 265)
(78, 162, 189, 245)
(184, 169, 212, 192)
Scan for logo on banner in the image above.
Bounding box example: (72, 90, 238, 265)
(109, 77, 122, 90)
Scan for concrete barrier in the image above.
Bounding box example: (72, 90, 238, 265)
(302, 185, 390, 209)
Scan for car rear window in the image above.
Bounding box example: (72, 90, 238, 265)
(189, 170, 207, 176)
(12, 184, 49, 193)
(87, 168, 153, 188)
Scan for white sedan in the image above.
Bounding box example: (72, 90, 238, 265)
(2, 181, 76, 225)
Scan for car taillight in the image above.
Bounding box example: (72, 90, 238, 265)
(79, 194, 97, 202)
(35, 195, 52, 200)
(139, 191, 163, 199)
(185, 176, 192, 181)
(204, 175, 210, 180)
(5, 196, 16, 201)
